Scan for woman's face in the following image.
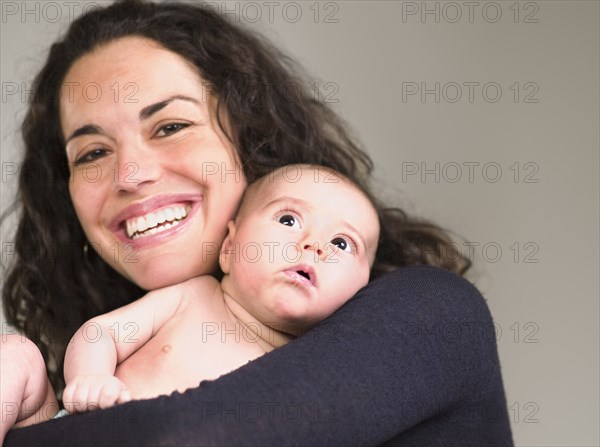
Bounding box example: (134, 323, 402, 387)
(60, 37, 246, 290)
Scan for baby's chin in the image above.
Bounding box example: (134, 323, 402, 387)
(268, 310, 316, 337)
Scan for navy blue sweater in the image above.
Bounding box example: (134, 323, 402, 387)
(6, 266, 513, 446)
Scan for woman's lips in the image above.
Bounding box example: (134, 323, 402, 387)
(110, 193, 202, 245)
(126, 203, 191, 239)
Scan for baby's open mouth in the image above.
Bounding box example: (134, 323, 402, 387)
(284, 265, 317, 288)
(125, 204, 191, 239)
(296, 270, 311, 281)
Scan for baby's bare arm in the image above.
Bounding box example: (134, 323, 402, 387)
(63, 279, 204, 412)
(1, 335, 57, 443)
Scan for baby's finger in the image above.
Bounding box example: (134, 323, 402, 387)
(84, 384, 103, 412)
(117, 388, 131, 404)
(97, 381, 122, 409)
(66, 383, 90, 414)
(61, 384, 75, 408)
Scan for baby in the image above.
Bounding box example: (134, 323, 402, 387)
(1, 164, 380, 439)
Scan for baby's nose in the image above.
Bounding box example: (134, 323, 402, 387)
(303, 243, 323, 256)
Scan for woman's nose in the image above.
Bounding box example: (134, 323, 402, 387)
(111, 145, 162, 193)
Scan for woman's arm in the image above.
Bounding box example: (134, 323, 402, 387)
(5, 266, 512, 446)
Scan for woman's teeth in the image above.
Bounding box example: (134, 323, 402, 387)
(126, 205, 189, 239)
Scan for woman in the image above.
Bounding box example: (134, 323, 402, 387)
(2, 0, 512, 444)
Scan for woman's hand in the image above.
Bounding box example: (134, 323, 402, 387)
(62, 374, 131, 414)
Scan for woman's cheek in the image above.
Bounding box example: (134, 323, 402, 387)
(69, 179, 96, 235)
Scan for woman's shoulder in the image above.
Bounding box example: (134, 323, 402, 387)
(348, 265, 492, 323)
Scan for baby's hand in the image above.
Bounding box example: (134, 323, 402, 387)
(63, 375, 131, 413)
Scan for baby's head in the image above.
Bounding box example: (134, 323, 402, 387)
(219, 164, 380, 335)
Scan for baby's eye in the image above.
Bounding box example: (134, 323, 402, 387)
(278, 214, 300, 228)
(74, 148, 109, 165)
(155, 122, 189, 137)
(331, 237, 354, 253)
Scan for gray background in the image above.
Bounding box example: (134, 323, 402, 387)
(1, 1, 598, 445)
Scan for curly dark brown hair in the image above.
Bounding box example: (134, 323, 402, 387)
(2, 0, 470, 394)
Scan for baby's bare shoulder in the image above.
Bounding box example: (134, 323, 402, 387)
(142, 276, 220, 311)
(179, 275, 220, 292)
(172, 275, 221, 304)
(153, 275, 218, 295)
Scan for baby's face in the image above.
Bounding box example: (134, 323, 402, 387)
(220, 166, 379, 334)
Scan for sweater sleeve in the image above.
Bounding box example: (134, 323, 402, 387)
(5, 266, 512, 446)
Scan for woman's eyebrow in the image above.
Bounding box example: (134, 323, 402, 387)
(139, 95, 200, 120)
(65, 95, 201, 144)
(65, 124, 103, 144)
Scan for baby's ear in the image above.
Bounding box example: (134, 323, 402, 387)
(219, 220, 237, 274)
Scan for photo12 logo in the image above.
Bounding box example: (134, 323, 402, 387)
(1, 2, 103, 24)
(401, 162, 540, 184)
(400, 2, 540, 24)
(401, 82, 540, 104)
(201, 1, 340, 24)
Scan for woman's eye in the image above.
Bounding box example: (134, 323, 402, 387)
(278, 214, 300, 228)
(331, 237, 353, 253)
(156, 123, 189, 137)
(74, 148, 109, 165)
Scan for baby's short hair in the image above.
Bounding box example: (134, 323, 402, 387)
(235, 164, 374, 223)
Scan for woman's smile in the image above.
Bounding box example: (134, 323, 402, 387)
(126, 204, 190, 240)
(109, 193, 201, 243)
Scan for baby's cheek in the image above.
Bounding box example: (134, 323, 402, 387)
(233, 255, 266, 291)
(347, 263, 370, 296)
